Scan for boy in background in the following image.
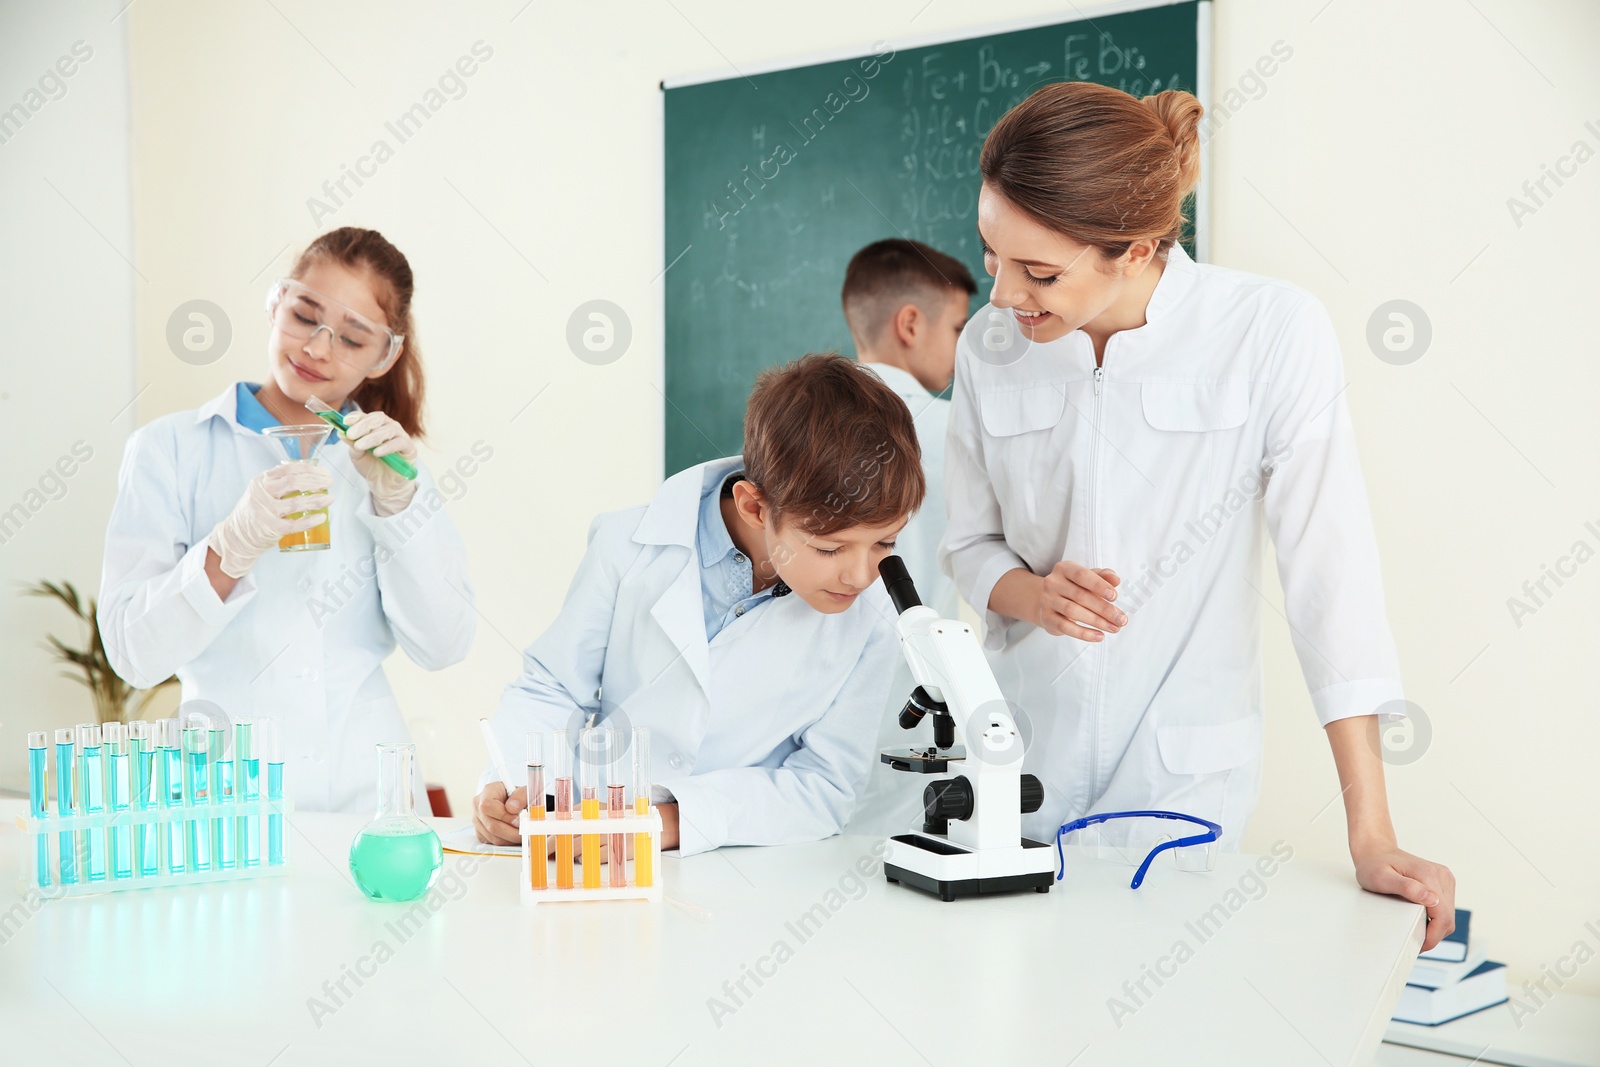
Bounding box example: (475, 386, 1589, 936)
(842, 238, 976, 619)
(842, 239, 976, 836)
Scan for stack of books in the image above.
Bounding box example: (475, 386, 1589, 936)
(1393, 909, 1509, 1026)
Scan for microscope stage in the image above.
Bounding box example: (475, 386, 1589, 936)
(879, 745, 967, 773)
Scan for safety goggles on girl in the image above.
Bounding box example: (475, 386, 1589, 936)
(265, 278, 403, 373)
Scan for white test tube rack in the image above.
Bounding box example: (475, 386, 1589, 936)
(519, 806, 663, 904)
(15, 798, 295, 897)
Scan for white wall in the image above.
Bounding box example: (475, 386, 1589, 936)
(7, 0, 1595, 1000)
(1210, 0, 1600, 1005)
(0, 2, 138, 791)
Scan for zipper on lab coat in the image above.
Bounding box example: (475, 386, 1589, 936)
(1087, 360, 1106, 806)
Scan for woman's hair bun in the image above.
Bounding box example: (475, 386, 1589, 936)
(981, 81, 1204, 255)
(1143, 90, 1204, 197)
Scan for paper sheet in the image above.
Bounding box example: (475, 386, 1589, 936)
(440, 824, 520, 857)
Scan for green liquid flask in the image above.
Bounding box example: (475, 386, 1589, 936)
(348, 742, 441, 903)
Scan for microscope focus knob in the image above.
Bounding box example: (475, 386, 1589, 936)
(923, 776, 975, 823)
(1020, 774, 1044, 814)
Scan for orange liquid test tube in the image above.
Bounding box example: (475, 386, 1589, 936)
(633, 727, 653, 888)
(580, 727, 602, 890)
(634, 796, 653, 888)
(606, 726, 627, 888)
(553, 728, 574, 890)
(526, 733, 546, 890)
(580, 794, 601, 888)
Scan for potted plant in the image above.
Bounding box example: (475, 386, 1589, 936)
(24, 580, 178, 723)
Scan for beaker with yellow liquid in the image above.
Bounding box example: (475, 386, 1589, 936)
(261, 423, 333, 552)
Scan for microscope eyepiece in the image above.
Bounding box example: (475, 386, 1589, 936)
(878, 555, 922, 614)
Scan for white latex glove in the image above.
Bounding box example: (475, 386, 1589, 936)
(343, 410, 418, 517)
(207, 462, 333, 578)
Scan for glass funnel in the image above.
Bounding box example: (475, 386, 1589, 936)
(260, 423, 332, 553)
(348, 743, 442, 902)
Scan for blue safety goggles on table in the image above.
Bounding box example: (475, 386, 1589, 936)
(1055, 810, 1223, 889)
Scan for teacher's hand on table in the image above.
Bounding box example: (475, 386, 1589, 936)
(1353, 841, 1457, 952)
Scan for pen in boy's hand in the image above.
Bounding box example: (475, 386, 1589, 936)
(478, 718, 517, 795)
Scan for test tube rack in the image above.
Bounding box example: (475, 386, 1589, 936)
(519, 806, 663, 904)
(16, 798, 295, 897)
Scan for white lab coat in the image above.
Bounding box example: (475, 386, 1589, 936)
(849, 361, 959, 836)
(482, 457, 899, 856)
(98, 384, 476, 813)
(942, 245, 1404, 844)
(856, 362, 957, 620)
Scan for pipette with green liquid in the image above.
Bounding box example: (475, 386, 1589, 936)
(303, 395, 417, 480)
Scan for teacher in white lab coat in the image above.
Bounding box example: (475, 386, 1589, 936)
(942, 82, 1455, 947)
(99, 227, 475, 813)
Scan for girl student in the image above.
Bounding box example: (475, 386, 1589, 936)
(99, 227, 474, 812)
(942, 83, 1455, 947)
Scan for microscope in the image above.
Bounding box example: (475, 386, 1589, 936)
(876, 556, 1055, 901)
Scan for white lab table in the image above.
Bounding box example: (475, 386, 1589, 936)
(0, 800, 1422, 1066)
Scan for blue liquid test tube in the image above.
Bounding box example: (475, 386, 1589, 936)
(234, 718, 259, 868)
(77, 724, 106, 882)
(261, 717, 284, 866)
(28, 732, 50, 888)
(128, 721, 158, 877)
(54, 729, 76, 885)
(104, 723, 133, 880)
(209, 723, 234, 869)
(183, 718, 210, 872)
(158, 718, 185, 873)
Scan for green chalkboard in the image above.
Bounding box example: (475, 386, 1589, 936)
(662, 2, 1205, 476)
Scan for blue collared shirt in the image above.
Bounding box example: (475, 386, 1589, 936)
(235, 382, 346, 449)
(697, 468, 787, 641)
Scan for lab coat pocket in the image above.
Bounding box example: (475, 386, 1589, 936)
(979, 383, 1067, 437)
(1152, 713, 1262, 838)
(979, 384, 1068, 525)
(1139, 381, 1249, 432)
(1139, 381, 1252, 512)
(1155, 714, 1261, 774)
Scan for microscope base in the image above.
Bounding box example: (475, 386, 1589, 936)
(883, 833, 1055, 902)
(885, 864, 1053, 902)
